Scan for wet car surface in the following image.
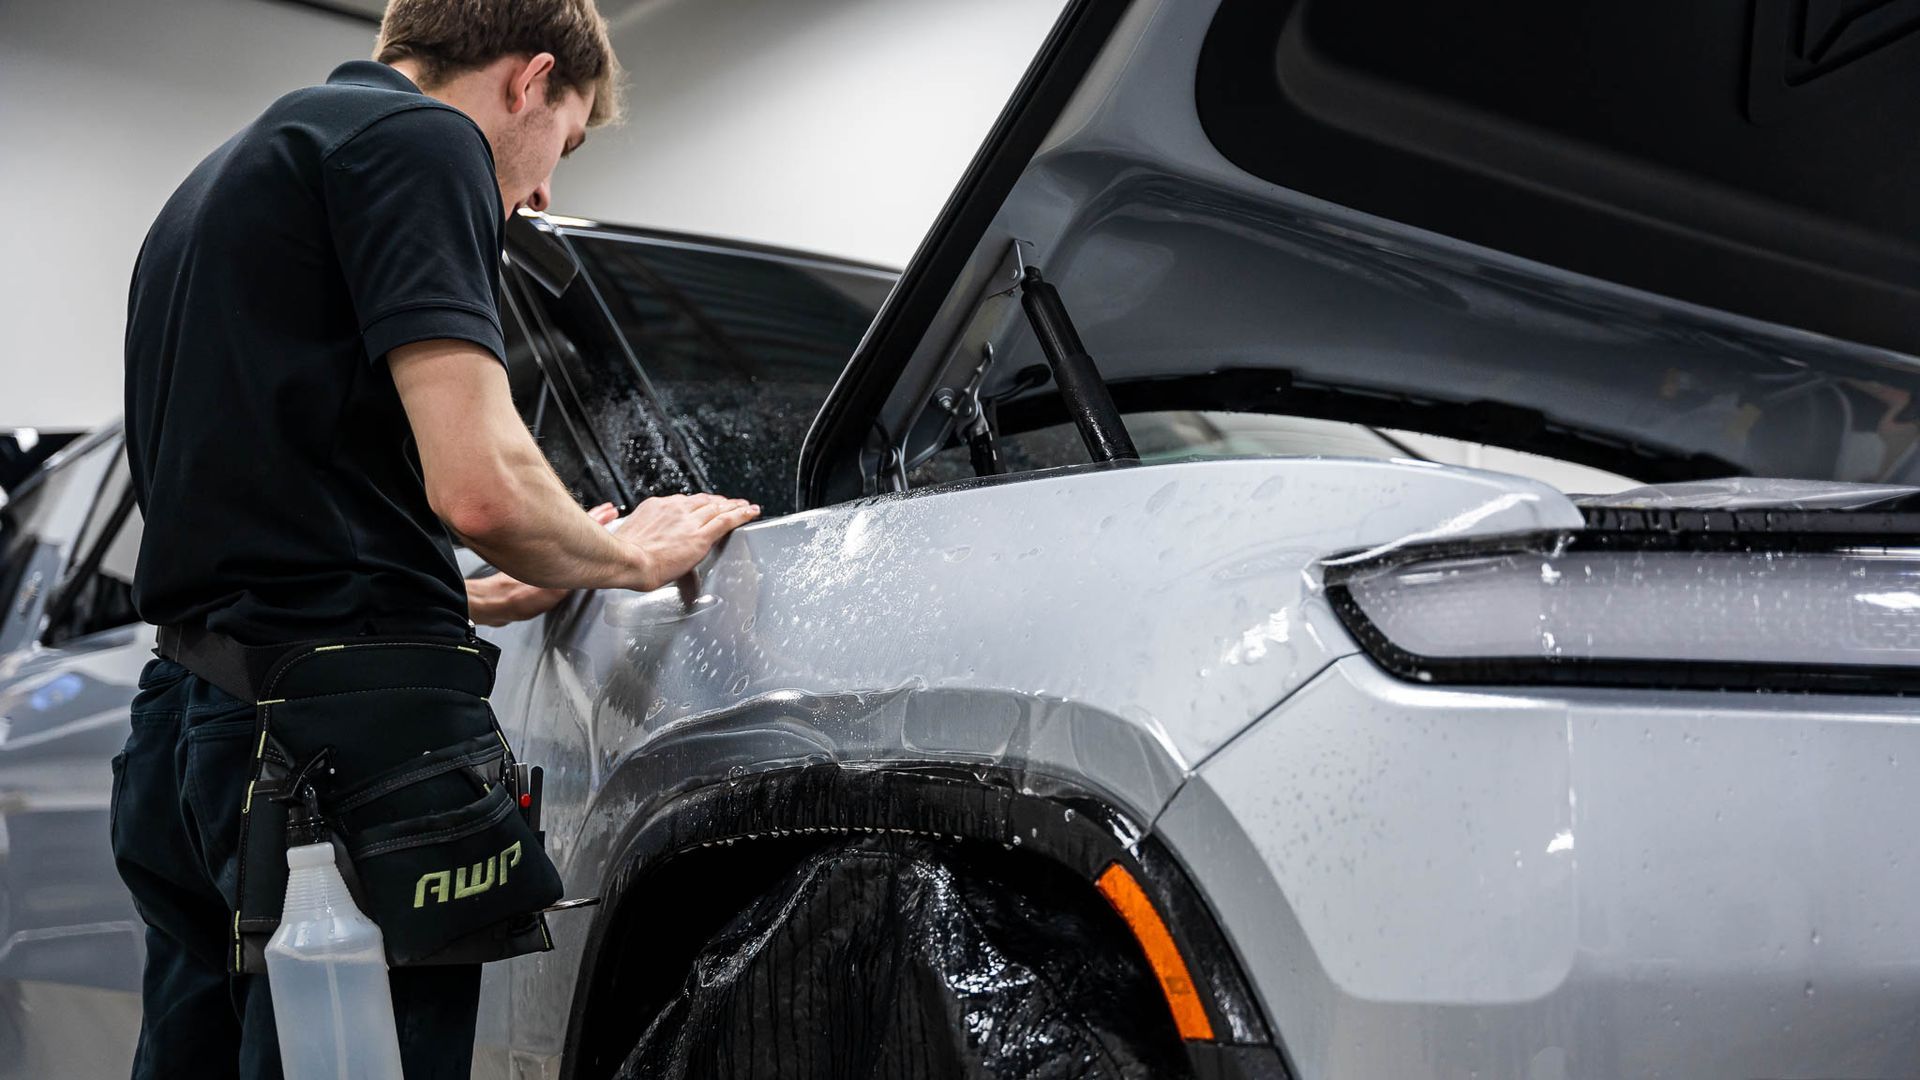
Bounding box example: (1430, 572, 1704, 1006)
(5, 1, 1919, 1076)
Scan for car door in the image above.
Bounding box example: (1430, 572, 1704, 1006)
(476, 227, 894, 1075)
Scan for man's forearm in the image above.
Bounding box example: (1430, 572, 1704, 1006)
(451, 452, 658, 592)
(465, 571, 564, 626)
(390, 339, 661, 594)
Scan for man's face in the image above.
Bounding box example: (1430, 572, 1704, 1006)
(493, 80, 593, 215)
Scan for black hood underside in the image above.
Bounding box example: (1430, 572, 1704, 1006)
(1200, 0, 1920, 359)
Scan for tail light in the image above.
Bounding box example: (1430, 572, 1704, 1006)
(1327, 535, 1920, 694)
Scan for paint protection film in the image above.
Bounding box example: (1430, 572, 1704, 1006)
(615, 838, 1190, 1079)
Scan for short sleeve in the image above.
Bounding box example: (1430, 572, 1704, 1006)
(322, 106, 506, 366)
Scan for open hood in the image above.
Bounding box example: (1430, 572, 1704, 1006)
(799, 0, 1920, 508)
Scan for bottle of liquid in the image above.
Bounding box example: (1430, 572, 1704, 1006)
(264, 836, 405, 1080)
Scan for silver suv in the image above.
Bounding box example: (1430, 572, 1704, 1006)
(4, 1, 1918, 1077)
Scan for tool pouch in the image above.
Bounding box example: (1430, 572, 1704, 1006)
(230, 637, 562, 974)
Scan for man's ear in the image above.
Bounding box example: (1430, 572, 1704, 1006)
(508, 52, 558, 114)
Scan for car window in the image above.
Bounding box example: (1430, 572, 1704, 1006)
(514, 257, 701, 505)
(906, 411, 1639, 496)
(551, 231, 893, 517)
(501, 280, 620, 509)
(41, 449, 141, 647)
(0, 433, 120, 654)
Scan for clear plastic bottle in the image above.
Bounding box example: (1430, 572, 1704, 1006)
(264, 841, 405, 1080)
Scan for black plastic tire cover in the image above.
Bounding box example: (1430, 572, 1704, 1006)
(616, 837, 1191, 1079)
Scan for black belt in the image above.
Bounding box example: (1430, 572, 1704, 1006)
(154, 624, 306, 703)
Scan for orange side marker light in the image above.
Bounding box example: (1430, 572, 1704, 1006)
(1094, 862, 1216, 1041)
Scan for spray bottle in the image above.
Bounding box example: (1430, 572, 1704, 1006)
(264, 773, 405, 1080)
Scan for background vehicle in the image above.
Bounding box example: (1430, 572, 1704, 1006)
(7, 0, 1920, 1077)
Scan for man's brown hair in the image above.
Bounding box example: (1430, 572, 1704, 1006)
(375, 0, 623, 127)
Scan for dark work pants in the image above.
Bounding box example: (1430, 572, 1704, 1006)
(109, 657, 482, 1079)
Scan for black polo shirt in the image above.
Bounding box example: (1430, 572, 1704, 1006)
(124, 61, 505, 645)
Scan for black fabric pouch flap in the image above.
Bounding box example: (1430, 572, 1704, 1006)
(346, 784, 562, 966)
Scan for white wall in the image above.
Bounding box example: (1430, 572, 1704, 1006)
(0, 0, 1067, 429)
(557, 0, 1067, 268)
(0, 0, 378, 429)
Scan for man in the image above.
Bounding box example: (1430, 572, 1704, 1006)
(114, 1, 757, 1076)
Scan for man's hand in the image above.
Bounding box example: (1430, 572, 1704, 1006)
(467, 502, 619, 626)
(464, 493, 761, 625)
(615, 493, 761, 591)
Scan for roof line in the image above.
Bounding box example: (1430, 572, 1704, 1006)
(259, 0, 381, 28)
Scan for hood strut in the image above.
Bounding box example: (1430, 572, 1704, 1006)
(1018, 267, 1138, 464)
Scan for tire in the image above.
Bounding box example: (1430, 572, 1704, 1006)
(615, 837, 1193, 1080)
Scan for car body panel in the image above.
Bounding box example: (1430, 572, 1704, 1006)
(1167, 656, 1920, 1078)
(477, 455, 1582, 1073)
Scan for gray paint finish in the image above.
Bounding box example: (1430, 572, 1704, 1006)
(11, 1, 1920, 1075)
(478, 455, 1582, 1069)
(1169, 657, 1920, 1078)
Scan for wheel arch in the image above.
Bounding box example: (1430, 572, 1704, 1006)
(557, 761, 1291, 1080)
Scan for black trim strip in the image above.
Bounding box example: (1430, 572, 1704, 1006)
(1579, 505, 1920, 537)
(551, 221, 899, 279)
(1326, 530, 1920, 696)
